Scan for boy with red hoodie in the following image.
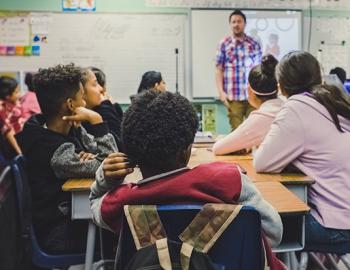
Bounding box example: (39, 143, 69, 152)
(90, 91, 285, 269)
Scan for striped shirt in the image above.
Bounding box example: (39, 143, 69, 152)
(216, 34, 262, 101)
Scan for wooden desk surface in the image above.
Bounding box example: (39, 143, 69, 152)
(255, 181, 309, 214)
(190, 148, 314, 184)
(62, 178, 309, 214)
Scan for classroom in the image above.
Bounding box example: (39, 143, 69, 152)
(0, 0, 350, 270)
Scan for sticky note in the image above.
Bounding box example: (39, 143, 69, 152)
(32, 45, 40, 56)
(15, 46, 24, 56)
(6, 46, 15, 55)
(24, 46, 32, 56)
(0, 46, 6, 55)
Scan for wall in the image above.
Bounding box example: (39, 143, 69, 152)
(1, 0, 349, 134)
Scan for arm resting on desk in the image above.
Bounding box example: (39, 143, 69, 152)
(238, 174, 283, 247)
(254, 106, 304, 173)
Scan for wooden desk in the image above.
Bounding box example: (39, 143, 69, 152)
(62, 178, 309, 214)
(63, 178, 309, 255)
(190, 148, 314, 202)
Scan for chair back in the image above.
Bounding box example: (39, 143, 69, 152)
(11, 155, 85, 268)
(115, 204, 264, 270)
(0, 166, 21, 270)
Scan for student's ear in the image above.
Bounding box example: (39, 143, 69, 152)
(66, 98, 75, 113)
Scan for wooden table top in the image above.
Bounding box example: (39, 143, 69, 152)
(62, 178, 309, 214)
(190, 148, 314, 184)
(254, 181, 309, 214)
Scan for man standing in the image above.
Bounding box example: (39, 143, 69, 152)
(216, 10, 262, 130)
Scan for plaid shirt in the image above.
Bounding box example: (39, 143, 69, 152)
(216, 34, 262, 101)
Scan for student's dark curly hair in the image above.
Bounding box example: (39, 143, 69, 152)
(33, 64, 82, 119)
(122, 91, 199, 170)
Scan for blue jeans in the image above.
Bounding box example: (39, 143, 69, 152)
(305, 213, 350, 245)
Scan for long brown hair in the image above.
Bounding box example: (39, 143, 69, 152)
(276, 51, 350, 132)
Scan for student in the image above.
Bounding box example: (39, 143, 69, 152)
(21, 72, 41, 120)
(254, 51, 350, 246)
(0, 76, 24, 155)
(81, 67, 123, 149)
(90, 66, 124, 119)
(213, 54, 283, 155)
(17, 64, 118, 253)
(90, 91, 283, 253)
(330, 66, 346, 84)
(137, 71, 166, 94)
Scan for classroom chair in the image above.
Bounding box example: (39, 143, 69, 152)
(11, 155, 85, 269)
(299, 243, 350, 270)
(0, 166, 22, 270)
(114, 204, 265, 270)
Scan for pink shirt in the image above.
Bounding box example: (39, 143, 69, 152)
(21, 91, 41, 120)
(213, 98, 284, 155)
(0, 100, 25, 135)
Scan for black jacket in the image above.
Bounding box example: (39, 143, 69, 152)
(16, 114, 117, 235)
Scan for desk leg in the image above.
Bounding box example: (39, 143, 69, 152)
(84, 221, 96, 270)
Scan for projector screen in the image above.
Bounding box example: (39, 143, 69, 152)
(191, 9, 302, 98)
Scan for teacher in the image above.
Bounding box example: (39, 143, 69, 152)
(215, 10, 262, 130)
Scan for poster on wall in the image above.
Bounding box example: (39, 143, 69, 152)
(62, 0, 96, 12)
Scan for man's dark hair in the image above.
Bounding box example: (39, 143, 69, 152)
(33, 64, 82, 119)
(0, 76, 18, 100)
(229, 10, 246, 23)
(122, 91, 199, 171)
(330, 67, 347, 84)
(24, 72, 35, 92)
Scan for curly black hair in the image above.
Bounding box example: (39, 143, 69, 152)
(0, 76, 18, 100)
(122, 91, 199, 171)
(24, 72, 35, 92)
(33, 64, 82, 119)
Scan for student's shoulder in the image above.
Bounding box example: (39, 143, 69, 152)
(193, 161, 241, 179)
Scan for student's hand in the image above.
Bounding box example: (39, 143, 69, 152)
(103, 152, 134, 182)
(63, 107, 103, 126)
(78, 151, 96, 162)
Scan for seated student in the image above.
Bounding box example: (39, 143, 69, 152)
(137, 70, 166, 94)
(0, 76, 24, 156)
(213, 54, 283, 155)
(16, 64, 118, 253)
(90, 91, 283, 252)
(81, 67, 123, 150)
(21, 72, 41, 120)
(330, 66, 346, 84)
(254, 51, 350, 247)
(90, 67, 124, 119)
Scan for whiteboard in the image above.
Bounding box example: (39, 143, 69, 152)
(191, 9, 302, 98)
(0, 13, 186, 103)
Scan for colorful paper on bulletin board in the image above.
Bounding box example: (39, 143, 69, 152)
(202, 104, 216, 133)
(62, 0, 96, 11)
(15, 46, 24, 56)
(32, 45, 40, 56)
(0, 46, 6, 55)
(24, 46, 32, 56)
(6, 46, 15, 55)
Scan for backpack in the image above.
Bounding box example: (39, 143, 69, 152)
(116, 203, 270, 270)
